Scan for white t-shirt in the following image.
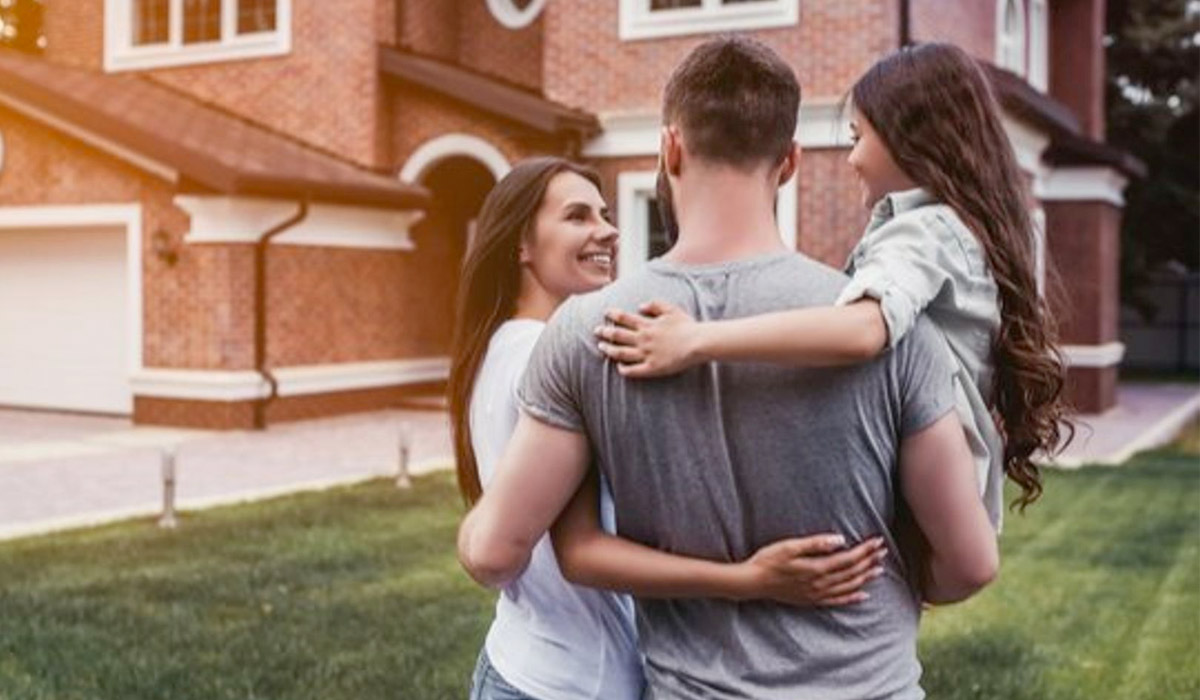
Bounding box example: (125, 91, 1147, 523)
(470, 319, 643, 700)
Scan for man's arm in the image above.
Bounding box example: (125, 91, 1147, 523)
(900, 412, 999, 604)
(457, 412, 590, 588)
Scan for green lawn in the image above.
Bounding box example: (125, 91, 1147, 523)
(1, 440, 1197, 699)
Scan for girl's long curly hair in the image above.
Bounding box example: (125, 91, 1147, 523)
(852, 42, 1073, 510)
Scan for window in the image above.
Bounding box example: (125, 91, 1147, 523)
(616, 171, 796, 276)
(996, 0, 1027, 75)
(619, 0, 799, 41)
(1027, 0, 1049, 91)
(105, 0, 291, 72)
(487, 0, 548, 29)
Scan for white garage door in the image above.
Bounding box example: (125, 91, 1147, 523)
(0, 226, 131, 414)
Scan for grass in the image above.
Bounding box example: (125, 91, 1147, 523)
(0, 437, 1197, 699)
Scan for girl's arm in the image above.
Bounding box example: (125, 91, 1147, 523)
(550, 469, 886, 607)
(595, 299, 888, 379)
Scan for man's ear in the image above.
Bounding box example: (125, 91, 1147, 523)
(777, 141, 801, 187)
(660, 126, 683, 177)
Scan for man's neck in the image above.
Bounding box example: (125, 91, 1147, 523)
(663, 170, 787, 265)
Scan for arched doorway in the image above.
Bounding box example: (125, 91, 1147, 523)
(404, 156, 498, 354)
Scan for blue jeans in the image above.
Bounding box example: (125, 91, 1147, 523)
(469, 648, 539, 700)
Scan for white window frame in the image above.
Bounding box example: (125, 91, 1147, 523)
(1027, 0, 1049, 91)
(616, 170, 797, 276)
(1030, 206, 1046, 296)
(104, 0, 292, 73)
(995, 0, 1027, 76)
(619, 0, 799, 41)
(486, 0, 548, 29)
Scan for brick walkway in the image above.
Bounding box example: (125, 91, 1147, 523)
(0, 381, 1195, 542)
(0, 403, 453, 541)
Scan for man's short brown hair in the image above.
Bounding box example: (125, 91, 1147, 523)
(662, 36, 801, 169)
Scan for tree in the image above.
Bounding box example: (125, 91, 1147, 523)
(0, 0, 43, 54)
(1106, 0, 1199, 308)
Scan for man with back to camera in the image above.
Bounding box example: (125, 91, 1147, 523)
(459, 36, 998, 699)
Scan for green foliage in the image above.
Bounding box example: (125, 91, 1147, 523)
(1106, 0, 1200, 304)
(0, 0, 43, 54)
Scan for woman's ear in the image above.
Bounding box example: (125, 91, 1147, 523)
(517, 242, 532, 264)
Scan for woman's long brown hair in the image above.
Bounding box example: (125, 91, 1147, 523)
(851, 43, 1073, 510)
(448, 157, 603, 506)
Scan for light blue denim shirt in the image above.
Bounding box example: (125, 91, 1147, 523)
(835, 187, 1006, 531)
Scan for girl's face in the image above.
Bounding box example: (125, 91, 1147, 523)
(847, 112, 917, 208)
(520, 171, 618, 304)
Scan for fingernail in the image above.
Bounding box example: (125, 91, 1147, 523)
(872, 567, 885, 576)
(828, 535, 846, 547)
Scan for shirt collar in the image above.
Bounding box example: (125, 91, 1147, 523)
(869, 187, 936, 223)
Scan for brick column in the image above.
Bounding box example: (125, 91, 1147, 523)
(1041, 166, 1128, 413)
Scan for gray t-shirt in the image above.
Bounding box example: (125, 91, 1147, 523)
(518, 251, 956, 700)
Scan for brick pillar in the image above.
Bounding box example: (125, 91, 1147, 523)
(1042, 167, 1128, 413)
(1050, 0, 1106, 140)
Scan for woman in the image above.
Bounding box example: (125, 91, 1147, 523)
(449, 157, 884, 700)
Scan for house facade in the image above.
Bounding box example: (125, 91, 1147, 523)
(0, 0, 1137, 429)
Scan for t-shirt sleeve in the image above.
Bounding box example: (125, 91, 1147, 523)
(516, 300, 587, 432)
(834, 214, 954, 349)
(895, 318, 958, 437)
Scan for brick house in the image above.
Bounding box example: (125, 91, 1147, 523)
(0, 0, 1138, 429)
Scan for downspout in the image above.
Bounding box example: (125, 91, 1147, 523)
(898, 0, 912, 47)
(253, 199, 309, 429)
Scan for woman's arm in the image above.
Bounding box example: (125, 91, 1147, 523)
(550, 469, 886, 607)
(596, 299, 888, 379)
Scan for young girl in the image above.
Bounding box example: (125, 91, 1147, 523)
(595, 42, 1072, 529)
(450, 158, 884, 700)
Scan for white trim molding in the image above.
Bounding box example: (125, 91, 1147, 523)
(399, 133, 511, 184)
(487, 0, 548, 29)
(104, 0, 292, 72)
(0, 92, 178, 182)
(1036, 166, 1130, 207)
(130, 357, 450, 401)
(1002, 113, 1051, 175)
(583, 100, 851, 158)
(1028, 0, 1050, 92)
(619, 0, 799, 41)
(175, 195, 422, 250)
(616, 169, 796, 276)
(1062, 342, 1126, 368)
(0, 202, 145, 393)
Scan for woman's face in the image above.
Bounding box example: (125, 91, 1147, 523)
(847, 111, 916, 208)
(520, 171, 619, 304)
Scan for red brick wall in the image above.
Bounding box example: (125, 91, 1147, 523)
(543, 0, 896, 114)
(909, 0, 995, 62)
(1045, 200, 1122, 346)
(399, 0, 460, 61)
(42, 0, 390, 169)
(388, 83, 565, 173)
(43, 0, 104, 70)
(797, 149, 870, 266)
(264, 245, 456, 366)
(1050, 0, 1105, 139)
(457, 0, 544, 91)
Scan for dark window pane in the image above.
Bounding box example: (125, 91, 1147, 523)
(237, 0, 276, 34)
(132, 0, 169, 46)
(651, 0, 703, 10)
(183, 0, 221, 44)
(510, 0, 538, 10)
(647, 199, 672, 260)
